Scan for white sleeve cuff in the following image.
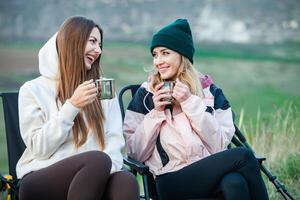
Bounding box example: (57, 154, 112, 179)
(59, 100, 81, 122)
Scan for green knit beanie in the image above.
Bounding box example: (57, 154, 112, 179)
(150, 19, 195, 64)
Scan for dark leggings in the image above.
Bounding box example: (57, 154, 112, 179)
(156, 147, 269, 200)
(19, 151, 139, 200)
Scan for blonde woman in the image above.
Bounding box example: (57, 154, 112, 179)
(123, 19, 268, 200)
(17, 16, 139, 200)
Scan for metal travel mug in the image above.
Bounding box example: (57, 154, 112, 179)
(95, 78, 115, 100)
(162, 81, 175, 102)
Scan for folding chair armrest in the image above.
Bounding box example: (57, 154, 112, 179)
(123, 156, 150, 175)
(256, 156, 266, 164)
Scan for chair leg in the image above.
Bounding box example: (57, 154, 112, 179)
(142, 175, 150, 200)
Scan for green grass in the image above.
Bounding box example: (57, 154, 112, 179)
(0, 41, 43, 50)
(0, 41, 300, 198)
(195, 42, 300, 63)
(237, 103, 300, 199)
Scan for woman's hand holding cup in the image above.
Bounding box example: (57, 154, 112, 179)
(153, 82, 172, 111)
(172, 79, 191, 103)
(69, 79, 98, 108)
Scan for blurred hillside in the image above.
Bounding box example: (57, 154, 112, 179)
(0, 0, 299, 44)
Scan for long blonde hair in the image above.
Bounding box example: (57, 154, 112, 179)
(56, 16, 105, 149)
(150, 55, 204, 98)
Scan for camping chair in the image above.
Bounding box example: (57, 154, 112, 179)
(0, 92, 25, 200)
(118, 84, 295, 200)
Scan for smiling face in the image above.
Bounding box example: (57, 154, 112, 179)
(84, 27, 102, 71)
(152, 46, 182, 81)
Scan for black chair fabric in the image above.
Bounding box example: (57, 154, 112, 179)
(118, 84, 140, 120)
(1, 92, 26, 179)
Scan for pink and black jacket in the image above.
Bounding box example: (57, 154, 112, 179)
(123, 75, 235, 176)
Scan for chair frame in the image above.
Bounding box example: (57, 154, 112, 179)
(0, 92, 24, 200)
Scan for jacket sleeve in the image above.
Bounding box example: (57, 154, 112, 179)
(123, 88, 166, 162)
(180, 84, 235, 153)
(18, 83, 80, 160)
(102, 96, 125, 173)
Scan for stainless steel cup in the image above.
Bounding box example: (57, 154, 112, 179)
(162, 81, 175, 102)
(95, 78, 115, 100)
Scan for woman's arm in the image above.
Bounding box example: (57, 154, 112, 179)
(123, 87, 166, 162)
(180, 88, 235, 153)
(19, 83, 80, 159)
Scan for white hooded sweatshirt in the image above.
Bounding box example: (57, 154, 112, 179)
(16, 33, 125, 178)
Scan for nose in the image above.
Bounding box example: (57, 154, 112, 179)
(153, 55, 163, 66)
(94, 45, 102, 55)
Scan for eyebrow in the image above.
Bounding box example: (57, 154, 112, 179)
(90, 36, 100, 41)
(153, 48, 168, 54)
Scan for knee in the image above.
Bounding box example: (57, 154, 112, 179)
(117, 171, 139, 189)
(126, 172, 139, 190)
(82, 151, 112, 172)
(121, 172, 139, 198)
(105, 171, 139, 200)
(236, 147, 256, 162)
(220, 172, 250, 200)
(221, 172, 247, 190)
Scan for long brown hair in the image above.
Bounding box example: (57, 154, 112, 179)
(150, 55, 204, 98)
(56, 16, 105, 149)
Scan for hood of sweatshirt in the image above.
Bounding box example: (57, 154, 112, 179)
(38, 33, 59, 80)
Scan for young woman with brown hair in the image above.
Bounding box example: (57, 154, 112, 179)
(17, 16, 139, 200)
